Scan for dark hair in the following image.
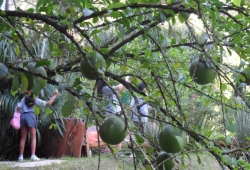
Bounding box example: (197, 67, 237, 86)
(24, 92, 35, 107)
(138, 82, 146, 91)
(96, 79, 105, 95)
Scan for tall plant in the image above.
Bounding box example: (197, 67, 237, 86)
(232, 97, 250, 143)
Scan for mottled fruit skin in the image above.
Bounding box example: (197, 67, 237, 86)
(99, 115, 127, 145)
(80, 52, 106, 80)
(158, 125, 186, 153)
(156, 152, 175, 170)
(189, 58, 217, 85)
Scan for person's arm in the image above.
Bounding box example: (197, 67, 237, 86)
(46, 89, 59, 106)
(113, 84, 126, 91)
(16, 102, 21, 112)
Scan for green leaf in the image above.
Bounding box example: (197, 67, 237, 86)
(173, 62, 180, 69)
(118, 24, 126, 37)
(35, 60, 51, 68)
(233, 0, 241, 7)
(110, 11, 120, 19)
(159, 11, 167, 22)
(108, 2, 126, 9)
(134, 133, 144, 144)
(209, 9, 218, 30)
(203, 99, 210, 107)
(15, 44, 20, 55)
(20, 72, 28, 94)
(31, 76, 42, 95)
(72, 78, 81, 88)
(175, 136, 184, 150)
(120, 12, 130, 32)
(62, 97, 76, 117)
(12, 72, 19, 92)
(177, 12, 185, 23)
(221, 83, 227, 91)
(34, 105, 40, 115)
(36, 0, 46, 11)
(49, 123, 57, 129)
(45, 108, 53, 114)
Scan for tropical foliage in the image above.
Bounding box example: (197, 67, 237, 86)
(1, 0, 250, 168)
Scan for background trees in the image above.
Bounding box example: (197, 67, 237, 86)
(1, 0, 250, 169)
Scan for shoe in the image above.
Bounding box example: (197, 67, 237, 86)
(30, 155, 40, 161)
(18, 156, 23, 162)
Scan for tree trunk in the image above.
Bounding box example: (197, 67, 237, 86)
(40, 118, 87, 158)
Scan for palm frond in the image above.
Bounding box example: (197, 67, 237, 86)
(0, 92, 22, 160)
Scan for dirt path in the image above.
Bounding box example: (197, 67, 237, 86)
(0, 159, 65, 168)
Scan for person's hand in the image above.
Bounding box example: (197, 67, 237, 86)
(53, 89, 59, 96)
(125, 76, 131, 83)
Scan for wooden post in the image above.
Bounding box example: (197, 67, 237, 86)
(40, 118, 87, 158)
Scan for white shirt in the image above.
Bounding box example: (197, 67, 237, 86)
(102, 86, 121, 114)
(19, 97, 47, 113)
(130, 96, 149, 122)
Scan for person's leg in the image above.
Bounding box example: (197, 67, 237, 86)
(19, 127, 27, 161)
(29, 127, 36, 155)
(28, 127, 40, 160)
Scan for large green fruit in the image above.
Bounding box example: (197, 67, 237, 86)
(158, 125, 186, 153)
(25, 62, 47, 91)
(189, 58, 217, 85)
(80, 52, 106, 80)
(156, 152, 175, 170)
(99, 115, 127, 145)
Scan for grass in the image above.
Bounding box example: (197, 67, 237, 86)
(0, 150, 225, 170)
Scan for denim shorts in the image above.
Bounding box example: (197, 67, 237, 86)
(20, 111, 37, 128)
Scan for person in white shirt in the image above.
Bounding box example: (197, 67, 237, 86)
(130, 83, 151, 134)
(17, 89, 58, 161)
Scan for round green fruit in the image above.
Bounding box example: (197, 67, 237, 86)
(80, 52, 106, 80)
(156, 152, 175, 170)
(99, 115, 127, 145)
(189, 58, 217, 85)
(158, 125, 186, 153)
(25, 62, 47, 90)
